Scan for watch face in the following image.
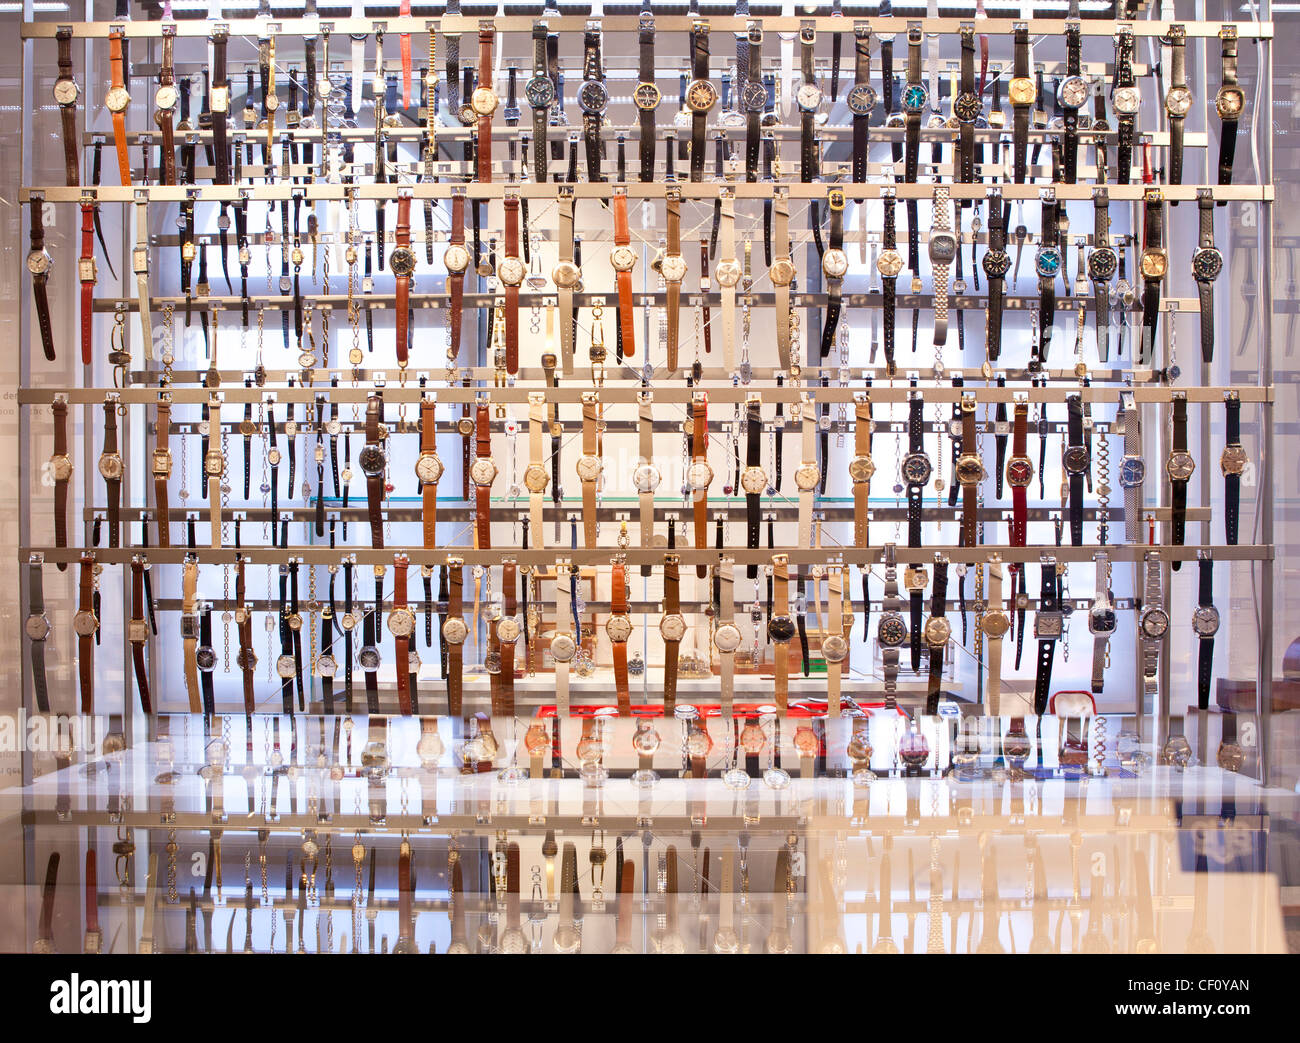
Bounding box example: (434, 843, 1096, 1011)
(1034, 613, 1063, 639)
(877, 249, 904, 279)
(956, 453, 987, 485)
(660, 253, 688, 283)
(1088, 246, 1118, 281)
(1193, 605, 1221, 637)
(794, 462, 821, 492)
(954, 91, 982, 123)
(128, 619, 149, 643)
(743, 80, 769, 112)
(551, 260, 581, 288)
(575, 453, 603, 483)
(821, 634, 849, 664)
(441, 617, 468, 645)
(847, 83, 877, 116)
(660, 613, 687, 642)
(1140, 607, 1170, 639)
(1141, 249, 1168, 280)
(796, 83, 823, 112)
(236, 648, 258, 671)
(73, 610, 99, 637)
(523, 462, 550, 494)
(1166, 451, 1196, 482)
(196, 646, 217, 672)
(930, 232, 958, 265)
(27, 250, 51, 276)
(276, 654, 298, 679)
(316, 654, 337, 677)
(740, 465, 768, 495)
(1063, 444, 1091, 474)
(1220, 444, 1248, 476)
(877, 612, 908, 648)
(713, 622, 742, 653)
(924, 616, 951, 648)
(822, 247, 849, 279)
(609, 245, 638, 273)
(389, 246, 417, 277)
(415, 453, 444, 484)
(1161, 734, 1193, 769)
(1059, 76, 1089, 110)
(50, 454, 73, 481)
(1165, 86, 1193, 118)
(849, 454, 876, 483)
(267, 449, 283, 467)
(687, 79, 719, 112)
(526, 76, 555, 108)
(387, 607, 416, 638)
(1008, 77, 1036, 107)
(443, 244, 471, 275)
(358, 445, 386, 477)
(1112, 85, 1141, 116)
(768, 258, 796, 286)
(629, 461, 660, 494)
(470, 86, 498, 116)
(155, 84, 179, 111)
(1035, 246, 1062, 279)
(204, 448, 224, 476)
(78, 257, 97, 283)
(1216, 84, 1245, 119)
(902, 83, 929, 113)
(358, 646, 382, 671)
(470, 457, 498, 487)
(1088, 603, 1117, 635)
(1192, 246, 1223, 282)
(105, 86, 130, 112)
(549, 632, 576, 663)
(54, 78, 79, 105)
(1217, 740, 1245, 772)
(687, 459, 714, 491)
(980, 609, 1009, 638)
(768, 613, 796, 643)
(497, 617, 522, 643)
(98, 453, 123, 480)
(1006, 455, 1035, 488)
(632, 81, 661, 111)
(605, 614, 633, 643)
(25, 614, 50, 641)
(1119, 455, 1146, 488)
(497, 255, 525, 286)
(578, 79, 609, 114)
(715, 259, 742, 288)
(901, 451, 933, 487)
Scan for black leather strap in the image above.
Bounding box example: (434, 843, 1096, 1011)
(638, 21, 655, 182)
(1225, 395, 1241, 545)
(1171, 395, 1189, 552)
(1037, 198, 1058, 366)
(984, 190, 1006, 360)
(690, 26, 709, 183)
(1067, 395, 1085, 546)
(1140, 193, 1164, 366)
(882, 194, 898, 373)
(1033, 565, 1057, 715)
(1197, 557, 1214, 709)
(925, 560, 948, 714)
(1115, 29, 1135, 185)
(903, 27, 921, 186)
(1012, 27, 1030, 184)
(851, 27, 871, 186)
(1196, 193, 1217, 363)
(909, 587, 923, 673)
(745, 400, 761, 555)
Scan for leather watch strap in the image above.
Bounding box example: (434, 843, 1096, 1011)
(182, 558, 202, 712)
(772, 554, 790, 713)
(108, 28, 131, 185)
(420, 397, 439, 548)
(474, 401, 493, 549)
(662, 554, 681, 715)
(612, 561, 630, 714)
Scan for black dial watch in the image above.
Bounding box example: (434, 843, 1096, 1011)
(1088, 188, 1117, 362)
(1192, 189, 1223, 363)
(981, 187, 1010, 362)
(1063, 394, 1090, 546)
(847, 24, 876, 188)
(578, 24, 608, 183)
(526, 21, 555, 184)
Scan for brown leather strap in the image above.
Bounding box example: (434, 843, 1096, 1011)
(157, 27, 177, 185)
(474, 403, 492, 549)
(78, 553, 94, 714)
(109, 30, 131, 186)
(79, 204, 95, 364)
(961, 404, 979, 548)
(612, 562, 629, 714)
(853, 397, 871, 547)
(496, 561, 517, 716)
(613, 192, 635, 357)
(503, 196, 520, 373)
(394, 194, 412, 367)
(476, 29, 494, 182)
(56, 28, 80, 186)
(449, 195, 465, 362)
(420, 399, 438, 548)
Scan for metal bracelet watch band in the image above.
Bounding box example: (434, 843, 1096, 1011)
(929, 185, 954, 345)
(770, 192, 794, 370)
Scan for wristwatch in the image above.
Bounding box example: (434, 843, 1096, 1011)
(33, 852, 58, 953)
(416, 397, 444, 549)
(740, 394, 767, 560)
(1118, 391, 1145, 544)
(98, 398, 123, 549)
(847, 24, 876, 186)
(1165, 25, 1192, 188)
(956, 395, 985, 548)
(1192, 189, 1223, 363)
(106, 27, 132, 185)
(1138, 188, 1167, 367)
(73, 553, 97, 713)
(929, 185, 956, 346)
(470, 401, 497, 549)
(610, 188, 637, 358)
(687, 21, 718, 183)
(1138, 551, 1168, 701)
(715, 558, 742, 718)
(824, 566, 849, 716)
(526, 21, 554, 184)
(608, 560, 633, 714)
(770, 190, 795, 371)
(54, 26, 80, 186)
(25, 554, 51, 714)
(821, 189, 849, 356)
(663, 187, 686, 371)
(1005, 396, 1033, 553)
(981, 188, 1010, 365)
(552, 188, 580, 374)
(1112, 27, 1139, 185)
(498, 193, 525, 374)
(45, 398, 72, 567)
(1058, 22, 1086, 184)
(76, 202, 98, 366)
(579, 22, 609, 182)
(902, 394, 932, 550)
(878, 188, 903, 375)
(688, 392, 713, 571)
(1216, 26, 1244, 190)
(359, 395, 386, 550)
(954, 26, 980, 187)
(390, 191, 416, 370)
(1008, 25, 1035, 184)
(155, 24, 179, 185)
(797, 23, 821, 182)
(1166, 392, 1195, 560)
(525, 391, 550, 548)
(129, 556, 152, 713)
(235, 557, 256, 714)
(210, 26, 231, 185)
(769, 554, 795, 713)
(389, 555, 417, 715)
(132, 196, 152, 360)
(1032, 558, 1062, 715)
(877, 545, 908, 706)
(550, 563, 576, 718)
(444, 191, 470, 364)
(1221, 391, 1247, 546)
(660, 554, 686, 715)
(981, 554, 1009, 716)
(850, 392, 875, 548)
(27, 199, 55, 364)
(1193, 555, 1220, 711)
(633, 8, 659, 181)
(496, 561, 521, 717)
(472, 26, 498, 182)
(902, 26, 927, 186)
(716, 190, 740, 370)
(181, 557, 202, 712)
(1063, 393, 1091, 546)
(441, 558, 467, 717)
(1088, 188, 1117, 362)
(742, 23, 765, 183)
(795, 394, 820, 551)
(577, 391, 603, 549)
(1034, 194, 1061, 365)
(923, 556, 951, 714)
(1088, 550, 1116, 696)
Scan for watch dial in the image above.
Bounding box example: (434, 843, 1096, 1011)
(740, 465, 768, 495)
(980, 610, 1009, 638)
(98, 454, 123, 480)
(1088, 605, 1117, 634)
(1035, 246, 1062, 278)
(389, 246, 417, 277)
(1059, 76, 1089, 110)
(1063, 445, 1091, 474)
(742, 80, 767, 113)
(1141, 250, 1169, 279)
(605, 615, 633, 643)
(443, 244, 471, 274)
(795, 463, 821, 492)
(847, 83, 877, 116)
(1192, 247, 1223, 281)
(469, 457, 498, 486)
(929, 232, 958, 264)
(1119, 456, 1147, 487)
(901, 452, 933, 487)
(715, 259, 742, 287)
(822, 247, 850, 279)
(924, 616, 951, 647)
(1165, 85, 1193, 118)
(1113, 85, 1141, 115)
(497, 617, 522, 643)
(1141, 607, 1170, 638)
(523, 462, 550, 493)
(610, 245, 638, 272)
(1161, 734, 1193, 770)
(387, 608, 416, 638)
(578, 79, 609, 114)
(660, 254, 688, 283)
(687, 459, 714, 491)
(954, 91, 982, 122)
(633, 82, 661, 110)
(551, 260, 581, 288)
(441, 617, 469, 645)
(1192, 605, 1220, 637)
(902, 83, 928, 112)
(155, 84, 178, 110)
(796, 83, 822, 111)
(713, 622, 742, 653)
(549, 633, 576, 662)
(1006, 456, 1035, 488)
(526, 76, 555, 108)
(575, 454, 603, 482)
(632, 462, 661, 493)
(849, 454, 876, 483)
(768, 614, 797, 643)
(821, 634, 848, 664)
(956, 454, 987, 485)
(877, 250, 904, 279)
(54, 79, 79, 105)
(1167, 451, 1196, 482)
(470, 86, 498, 116)
(276, 654, 298, 679)
(1217, 740, 1245, 772)
(1216, 85, 1245, 119)
(358, 445, 386, 477)
(497, 256, 526, 285)
(1220, 445, 1248, 476)
(687, 79, 719, 112)
(415, 454, 444, 484)
(659, 614, 687, 642)
(1088, 247, 1118, 281)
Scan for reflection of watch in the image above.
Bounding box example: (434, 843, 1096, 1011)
(923, 556, 950, 714)
(1166, 393, 1195, 561)
(577, 391, 602, 548)
(660, 554, 685, 715)
(471, 402, 497, 549)
(442, 557, 467, 718)
(608, 561, 633, 714)
(769, 554, 794, 713)
(1088, 550, 1116, 696)
(877, 545, 907, 706)
(1193, 556, 1220, 711)
(26, 555, 51, 714)
(1032, 559, 1062, 715)
(981, 555, 1009, 715)
(850, 392, 875, 548)
(1220, 391, 1247, 546)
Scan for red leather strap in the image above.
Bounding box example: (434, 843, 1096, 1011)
(449, 196, 466, 362)
(399, 0, 413, 107)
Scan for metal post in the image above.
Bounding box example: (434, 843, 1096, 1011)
(1256, 4, 1274, 787)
